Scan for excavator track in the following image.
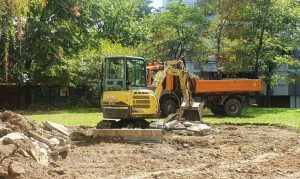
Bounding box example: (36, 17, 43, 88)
(93, 119, 163, 143)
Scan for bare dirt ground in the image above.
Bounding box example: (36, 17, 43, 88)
(35, 125, 299, 179)
(2, 124, 300, 179)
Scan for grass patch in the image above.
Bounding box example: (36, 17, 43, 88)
(22, 107, 300, 128)
(203, 108, 300, 128)
(23, 108, 102, 127)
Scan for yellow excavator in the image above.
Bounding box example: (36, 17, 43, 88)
(93, 56, 203, 142)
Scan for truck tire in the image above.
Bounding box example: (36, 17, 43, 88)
(224, 98, 243, 117)
(161, 99, 178, 117)
(210, 106, 224, 116)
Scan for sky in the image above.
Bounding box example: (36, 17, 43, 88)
(150, 0, 162, 9)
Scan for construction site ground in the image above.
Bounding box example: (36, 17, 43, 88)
(1, 109, 300, 178)
(55, 125, 300, 179)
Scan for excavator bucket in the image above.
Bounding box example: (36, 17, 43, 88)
(92, 119, 163, 143)
(180, 102, 204, 121)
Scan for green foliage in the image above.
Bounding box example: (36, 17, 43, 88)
(0, 0, 150, 86)
(100, 39, 138, 57)
(138, 3, 209, 61)
(0, 0, 46, 82)
(0, 0, 299, 96)
(94, 0, 151, 46)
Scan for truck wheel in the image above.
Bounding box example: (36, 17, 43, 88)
(210, 106, 224, 116)
(161, 99, 178, 117)
(224, 99, 243, 117)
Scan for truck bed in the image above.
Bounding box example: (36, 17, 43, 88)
(194, 79, 263, 94)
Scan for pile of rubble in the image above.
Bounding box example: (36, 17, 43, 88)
(150, 113, 214, 135)
(0, 111, 71, 178)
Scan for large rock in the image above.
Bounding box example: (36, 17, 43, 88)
(49, 138, 60, 146)
(182, 121, 194, 127)
(0, 111, 14, 121)
(29, 142, 49, 166)
(28, 131, 53, 147)
(7, 114, 35, 131)
(0, 144, 16, 161)
(0, 132, 28, 144)
(0, 125, 13, 138)
(8, 162, 25, 176)
(165, 120, 186, 130)
(43, 121, 70, 136)
(0, 166, 8, 177)
(149, 121, 164, 129)
(187, 124, 212, 132)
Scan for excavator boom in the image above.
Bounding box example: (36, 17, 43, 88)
(154, 61, 203, 121)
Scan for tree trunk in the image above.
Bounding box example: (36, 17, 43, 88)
(265, 82, 271, 107)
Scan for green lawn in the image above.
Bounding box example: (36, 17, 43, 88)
(203, 108, 300, 128)
(23, 108, 300, 128)
(23, 108, 102, 127)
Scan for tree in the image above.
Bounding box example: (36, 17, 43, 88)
(94, 0, 151, 46)
(203, 0, 243, 69)
(211, 0, 300, 105)
(139, 2, 209, 62)
(6, 0, 98, 84)
(0, 0, 46, 83)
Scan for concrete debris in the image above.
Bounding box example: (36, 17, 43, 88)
(19, 149, 30, 157)
(0, 166, 8, 177)
(8, 162, 25, 176)
(50, 161, 60, 168)
(28, 131, 53, 147)
(49, 138, 60, 146)
(50, 168, 66, 175)
(164, 113, 179, 124)
(44, 121, 70, 136)
(0, 111, 14, 121)
(30, 142, 49, 166)
(182, 143, 190, 148)
(0, 132, 28, 144)
(0, 144, 15, 160)
(187, 124, 212, 133)
(149, 121, 164, 129)
(182, 121, 194, 127)
(174, 122, 186, 130)
(0, 111, 71, 178)
(150, 118, 213, 136)
(165, 120, 180, 129)
(5, 113, 35, 132)
(50, 145, 70, 155)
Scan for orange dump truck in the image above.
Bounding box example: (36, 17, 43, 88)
(147, 62, 263, 117)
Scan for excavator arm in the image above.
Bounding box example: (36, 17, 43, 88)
(154, 61, 203, 121)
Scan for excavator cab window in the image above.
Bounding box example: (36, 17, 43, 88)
(126, 59, 146, 88)
(103, 57, 125, 91)
(103, 56, 146, 91)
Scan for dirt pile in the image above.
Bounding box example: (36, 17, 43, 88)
(0, 111, 71, 178)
